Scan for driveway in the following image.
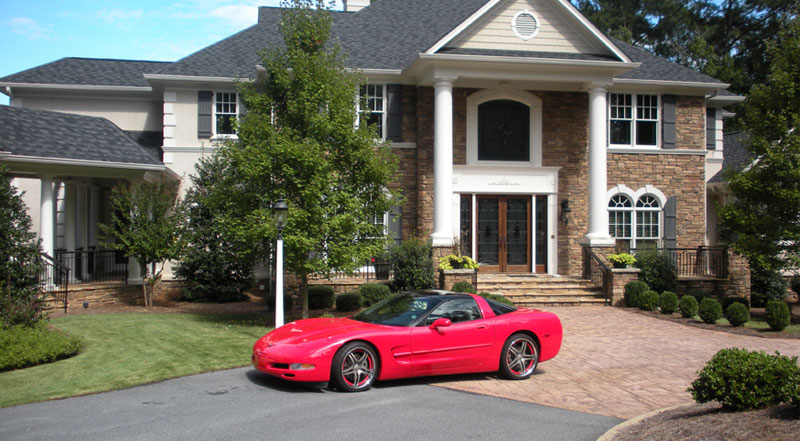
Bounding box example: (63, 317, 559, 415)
(0, 367, 620, 441)
(432, 306, 800, 419)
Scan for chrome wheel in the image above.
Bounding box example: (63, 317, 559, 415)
(500, 334, 539, 380)
(331, 342, 379, 392)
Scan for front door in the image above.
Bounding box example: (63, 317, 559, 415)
(477, 196, 530, 272)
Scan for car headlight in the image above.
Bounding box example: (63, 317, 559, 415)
(289, 363, 315, 370)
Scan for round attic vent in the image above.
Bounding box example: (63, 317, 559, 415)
(512, 10, 539, 41)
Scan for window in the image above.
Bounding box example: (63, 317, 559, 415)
(608, 193, 661, 250)
(424, 298, 482, 325)
(478, 100, 530, 161)
(609, 93, 659, 147)
(215, 92, 238, 136)
(359, 84, 385, 140)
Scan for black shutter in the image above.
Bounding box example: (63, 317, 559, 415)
(662, 95, 676, 149)
(389, 204, 403, 246)
(706, 108, 716, 150)
(198, 91, 213, 138)
(239, 94, 247, 117)
(664, 196, 677, 249)
(386, 84, 403, 142)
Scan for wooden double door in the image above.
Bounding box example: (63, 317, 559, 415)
(475, 195, 547, 273)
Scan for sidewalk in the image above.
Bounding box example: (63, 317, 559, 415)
(431, 306, 800, 419)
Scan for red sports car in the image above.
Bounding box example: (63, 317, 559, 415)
(252, 291, 562, 391)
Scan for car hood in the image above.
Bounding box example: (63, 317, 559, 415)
(262, 317, 380, 347)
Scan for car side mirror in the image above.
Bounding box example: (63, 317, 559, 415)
(429, 317, 451, 332)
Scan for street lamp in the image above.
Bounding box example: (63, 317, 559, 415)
(273, 197, 288, 328)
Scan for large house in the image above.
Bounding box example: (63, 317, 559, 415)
(0, 0, 747, 303)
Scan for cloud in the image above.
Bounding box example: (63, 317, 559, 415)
(9, 17, 51, 41)
(96, 8, 145, 22)
(208, 5, 259, 28)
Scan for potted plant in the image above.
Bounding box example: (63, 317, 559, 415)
(608, 253, 636, 269)
(371, 256, 391, 280)
(438, 254, 479, 270)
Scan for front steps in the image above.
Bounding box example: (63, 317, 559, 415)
(477, 274, 608, 307)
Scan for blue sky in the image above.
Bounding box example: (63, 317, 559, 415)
(1, 1, 344, 103)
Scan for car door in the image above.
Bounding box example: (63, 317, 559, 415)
(410, 297, 494, 375)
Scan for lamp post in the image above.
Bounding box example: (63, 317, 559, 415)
(273, 197, 288, 328)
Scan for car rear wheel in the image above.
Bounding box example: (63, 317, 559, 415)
(331, 342, 379, 392)
(500, 333, 539, 380)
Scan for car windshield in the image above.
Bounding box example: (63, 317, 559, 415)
(352, 293, 446, 327)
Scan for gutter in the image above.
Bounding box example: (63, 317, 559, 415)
(417, 52, 641, 70)
(0, 82, 152, 93)
(143, 74, 255, 83)
(613, 78, 729, 90)
(1, 154, 167, 172)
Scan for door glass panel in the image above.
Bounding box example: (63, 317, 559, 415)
(535, 196, 547, 270)
(506, 198, 528, 266)
(460, 196, 472, 257)
(477, 198, 499, 265)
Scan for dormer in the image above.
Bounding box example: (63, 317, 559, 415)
(344, 0, 371, 12)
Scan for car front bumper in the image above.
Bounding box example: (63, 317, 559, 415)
(252, 344, 333, 383)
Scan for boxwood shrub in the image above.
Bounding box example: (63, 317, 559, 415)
(725, 302, 750, 327)
(451, 281, 477, 294)
(679, 295, 699, 318)
(765, 300, 791, 332)
(335, 292, 363, 312)
(308, 286, 335, 309)
(722, 296, 750, 311)
(624, 281, 649, 308)
(639, 290, 660, 311)
(659, 291, 679, 315)
(0, 323, 83, 371)
(359, 283, 392, 307)
(689, 348, 800, 410)
(698, 298, 722, 324)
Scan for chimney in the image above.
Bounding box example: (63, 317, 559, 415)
(343, 0, 371, 12)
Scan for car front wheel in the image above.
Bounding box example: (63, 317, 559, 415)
(500, 333, 539, 380)
(331, 342, 379, 392)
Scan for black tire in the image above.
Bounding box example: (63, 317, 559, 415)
(330, 342, 379, 392)
(499, 333, 539, 380)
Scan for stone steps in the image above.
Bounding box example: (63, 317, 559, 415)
(477, 274, 608, 306)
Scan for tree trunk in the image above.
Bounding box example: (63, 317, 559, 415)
(301, 275, 309, 319)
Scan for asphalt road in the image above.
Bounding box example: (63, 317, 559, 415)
(0, 367, 621, 441)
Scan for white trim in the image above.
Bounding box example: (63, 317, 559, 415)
(389, 142, 417, 149)
(608, 93, 660, 149)
(162, 146, 218, 153)
(606, 185, 666, 248)
(555, 0, 632, 63)
(2, 154, 166, 171)
(418, 52, 639, 70)
(143, 74, 250, 83)
(426, 0, 503, 54)
(607, 148, 708, 156)
(0, 82, 152, 93)
(466, 88, 542, 166)
(614, 78, 729, 90)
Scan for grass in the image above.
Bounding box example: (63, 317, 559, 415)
(714, 317, 800, 334)
(0, 313, 271, 408)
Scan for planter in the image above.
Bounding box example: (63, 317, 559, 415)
(373, 262, 391, 280)
(612, 262, 628, 269)
(438, 268, 478, 291)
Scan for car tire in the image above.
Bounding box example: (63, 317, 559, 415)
(500, 333, 539, 380)
(330, 342, 379, 392)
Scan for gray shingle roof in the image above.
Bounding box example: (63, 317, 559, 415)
(0, 58, 169, 87)
(0, 105, 162, 166)
(612, 40, 725, 84)
(709, 131, 753, 183)
(437, 47, 619, 62)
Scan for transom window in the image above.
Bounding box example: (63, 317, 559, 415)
(215, 92, 238, 135)
(609, 93, 659, 147)
(608, 193, 661, 251)
(359, 84, 386, 140)
(478, 99, 530, 161)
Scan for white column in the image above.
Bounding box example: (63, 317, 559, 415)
(547, 194, 558, 275)
(275, 236, 284, 328)
(431, 78, 456, 247)
(582, 85, 615, 246)
(39, 177, 55, 257)
(88, 187, 100, 249)
(128, 257, 142, 285)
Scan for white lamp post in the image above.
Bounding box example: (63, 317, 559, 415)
(273, 197, 288, 328)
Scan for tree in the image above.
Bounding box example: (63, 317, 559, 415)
(175, 152, 256, 303)
(99, 180, 185, 308)
(229, 0, 399, 318)
(0, 164, 43, 328)
(719, 16, 800, 273)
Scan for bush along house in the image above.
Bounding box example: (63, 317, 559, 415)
(0, 0, 749, 308)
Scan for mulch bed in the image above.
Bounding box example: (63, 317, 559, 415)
(609, 402, 800, 441)
(624, 306, 800, 339)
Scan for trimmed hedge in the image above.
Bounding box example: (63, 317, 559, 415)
(308, 286, 335, 309)
(722, 297, 750, 311)
(689, 348, 800, 410)
(0, 323, 83, 371)
(639, 290, 660, 311)
(698, 298, 722, 324)
(336, 292, 363, 312)
(725, 302, 750, 327)
(765, 301, 791, 332)
(478, 292, 515, 307)
(679, 295, 699, 318)
(624, 281, 649, 308)
(660, 291, 679, 315)
(359, 283, 392, 307)
(451, 281, 477, 294)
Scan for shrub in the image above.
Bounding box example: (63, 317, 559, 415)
(265, 291, 293, 312)
(688, 348, 800, 411)
(722, 296, 750, 311)
(725, 303, 750, 327)
(624, 281, 649, 308)
(336, 292, 363, 312)
(319, 311, 335, 318)
(660, 291, 679, 315)
(633, 249, 677, 293)
(639, 290, 660, 311)
(765, 300, 791, 332)
(686, 290, 707, 303)
(607, 253, 636, 267)
(478, 292, 515, 307)
(791, 275, 800, 296)
(679, 295, 699, 318)
(750, 265, 788, 307)
(390, 238, 435, 292)
(698, 298, 722, 324)
(359, 283, 391, 307)
(438, 254, 479, 270)
(0, 323, 83, 371)
(451, 281, 477, 294)
(0, 290, 46, 329)
(308, 286, 335, 309)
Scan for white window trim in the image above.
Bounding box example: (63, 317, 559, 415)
(466, 88, 542, 167)
(211, 91, 240, 140)
(357, 84, 387, 141)
(511, 10, 540, 41)
(608, 93, 661, 149)
(606, 185, 666, 248)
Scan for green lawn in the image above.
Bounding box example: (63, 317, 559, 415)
(0, 313, 272, 408)
(715, 317, 800, 334)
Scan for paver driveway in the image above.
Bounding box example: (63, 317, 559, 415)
(430, 306, 800, 419)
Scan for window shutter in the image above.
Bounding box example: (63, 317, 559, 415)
(662, 95, 676, 149)
(386, 84, 403, 142)
(239, 95, 247, 117)
(664, 196, 677, 249)
(706, 108, 716, 150)
(389, 204, 403, 246)
(198, 91, 213, 138)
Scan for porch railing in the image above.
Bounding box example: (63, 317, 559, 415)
(310, 261, 393, 282)
(39, 253, 70, 313)
(54, 249, 128, 285)
(583, 248, 611, 304)
(631, 246, 728, 278)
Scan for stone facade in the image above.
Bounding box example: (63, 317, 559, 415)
(439, 269, 478, 291)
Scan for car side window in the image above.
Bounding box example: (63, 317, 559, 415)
(425, 298, 482, 325)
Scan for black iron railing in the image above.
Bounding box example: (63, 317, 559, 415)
(631, 247, 728, 278)
(583, 248, 611, 304)
(54, 249, 128, 284)
(39, 253, 70, 313)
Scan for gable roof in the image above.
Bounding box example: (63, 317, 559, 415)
(612, 40, 725, 84)
(709, 131, 753, 184)
(0, 106, 162, 166)
(0, 58, 169, 88)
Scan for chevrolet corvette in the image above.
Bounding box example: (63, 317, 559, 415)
(252, 290, 562, 391)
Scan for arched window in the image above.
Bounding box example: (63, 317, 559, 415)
(635, 195, 661, 249)
(478, 100, 530, 161)
(608, 192, 663, 251)
(608, 194, 632, 250)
